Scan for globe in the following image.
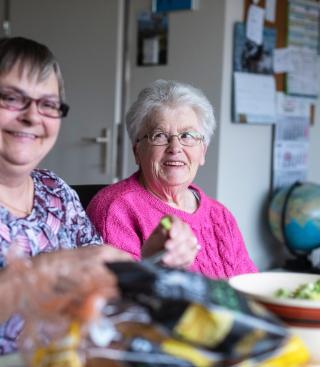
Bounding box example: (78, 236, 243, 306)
(269, 182, 320, 254)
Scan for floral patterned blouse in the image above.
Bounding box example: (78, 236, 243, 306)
(0, 169, 102, 354)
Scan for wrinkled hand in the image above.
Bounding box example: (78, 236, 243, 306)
(14, 246, 131, 322)
(142, 216, 200, 269)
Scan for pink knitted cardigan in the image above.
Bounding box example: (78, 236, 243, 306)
(87, 172, 257, 279)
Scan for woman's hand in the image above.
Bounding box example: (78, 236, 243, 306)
(10, 246, 132, 322)
(142, 216, 200, 269)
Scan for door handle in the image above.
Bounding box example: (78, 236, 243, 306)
(82, 128, 111, 175)
(83, 136, 108, 144)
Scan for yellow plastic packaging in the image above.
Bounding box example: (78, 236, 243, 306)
(31, 321, 82, 367)
(238, 335, 310, 367)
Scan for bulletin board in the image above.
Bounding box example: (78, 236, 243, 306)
(244, 0, 288, 91)
(242, 0, 319, 191)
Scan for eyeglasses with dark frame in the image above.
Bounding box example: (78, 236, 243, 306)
(136, 130, 204, 147)
(0, 87, 69, 118)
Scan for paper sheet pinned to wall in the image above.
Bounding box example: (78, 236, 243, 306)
(234, 72, 276, 124)
(286, 47, 319, 97)
(286, 0, 320, 97)
(246, 4, 265, 45)
(272, 92, 311, 191)
(265, 0, 277, 22)
(273, 48, 294, 73)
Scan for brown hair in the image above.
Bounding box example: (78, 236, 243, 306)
(0, 37, 66, 101)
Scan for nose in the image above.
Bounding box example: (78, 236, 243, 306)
(19, 100, 42, 125)
(166, 135, 182, 153)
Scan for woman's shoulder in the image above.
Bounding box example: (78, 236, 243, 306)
(33, 168, 64, 186)
(32, 168, 75, 199)
(87, 172, 144, 212)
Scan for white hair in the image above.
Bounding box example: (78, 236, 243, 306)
(126, 79, 216, 145)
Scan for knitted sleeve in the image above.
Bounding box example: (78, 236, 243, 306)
(87, 192, 143, 259)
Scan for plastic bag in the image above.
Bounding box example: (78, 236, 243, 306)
(6, 247, 118, 367)
(85, 261, 309, 367)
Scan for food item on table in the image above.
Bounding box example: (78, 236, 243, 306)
(160, 216, 172, 231)
(237, 335, 310, 367)
(274, 279, 320, 300)
(104, 261, 295, 366)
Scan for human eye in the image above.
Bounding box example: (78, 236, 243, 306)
(150, 131, 168, 144)
(38, 99, 62, 117)
(180, 131, 202, 145)
(0, 90, 24, 107)
(180, 131, 194, 139)
(180, 131, 197, 141)
(40, 99, 60, 111)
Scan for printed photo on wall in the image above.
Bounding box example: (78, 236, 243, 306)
(233, 22, 276, 75)
(137, 11, 168, 66)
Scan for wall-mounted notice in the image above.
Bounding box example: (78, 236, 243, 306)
(273, 47, 294, 73)
(286, 0, 320, 97)
(286, 47, 319, 97)
(234, 72, 276, 124)
(288, 0, 320, 51)
(246, 4, 265, 45)
(265, 0, 277, 22)
(152, 0, 198, 12)
(137, 11, 168, 66)
(272, 92, 311, 191)
(234, 22, 276, 75)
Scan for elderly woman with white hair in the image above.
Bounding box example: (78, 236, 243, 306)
(87, 80, 257, 278)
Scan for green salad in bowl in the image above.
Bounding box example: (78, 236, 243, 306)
(229, 272, 320, 363)
(275, 279, 320, 300)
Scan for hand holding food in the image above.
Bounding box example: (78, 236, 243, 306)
(142, 216, 200, 269)
(10, 246, 133, 322)
(7, 246, 132, 366)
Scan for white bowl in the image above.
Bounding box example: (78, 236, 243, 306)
(229, 272, 320, 363)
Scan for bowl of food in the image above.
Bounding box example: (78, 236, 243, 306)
(229, 272, 320, 363)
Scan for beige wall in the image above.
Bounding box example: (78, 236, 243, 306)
(217, 0, 285, 269)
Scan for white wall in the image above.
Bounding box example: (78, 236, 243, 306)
(126, 0, 320, 271)
(309, 97, 320, 183)
(217, 0, 287, 269)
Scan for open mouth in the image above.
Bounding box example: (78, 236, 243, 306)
(163, 160, 185, 167)
(6, 130, 38, 139)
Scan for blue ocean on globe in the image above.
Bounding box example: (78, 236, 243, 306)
(269, 183, 320, 253)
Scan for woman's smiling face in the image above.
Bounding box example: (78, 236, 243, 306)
(134, 105, 207, 193)
(0, 63, 61, 175)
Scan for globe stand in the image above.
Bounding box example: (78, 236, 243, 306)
(284, 255, 320, 274)
(280, 181, 320, 274)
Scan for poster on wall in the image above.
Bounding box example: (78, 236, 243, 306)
(286, 0, 320, 97)
(152, 0, 199, 12)
(272, 92, 311, 191)
(137, 11, 168, 66)
(233, 72, 276, 124)
(286, 47, 319, 97)
(233, 22, 276, 75)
